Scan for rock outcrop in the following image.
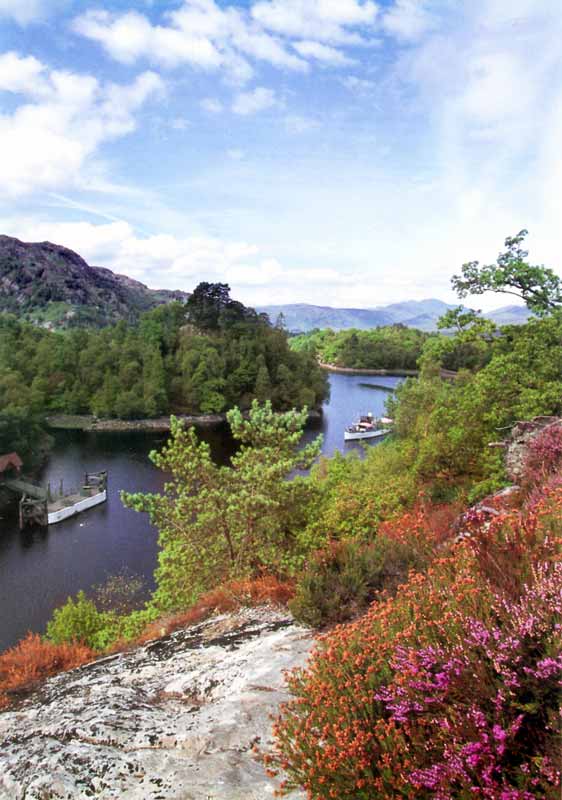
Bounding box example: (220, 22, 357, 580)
(0, 234, 189, 328)
(0, 608, 312, 800)
(504, 416, 562, 482)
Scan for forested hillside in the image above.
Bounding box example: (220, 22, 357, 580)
(290, 325, 430, 371)
(0, 282, 327, 464)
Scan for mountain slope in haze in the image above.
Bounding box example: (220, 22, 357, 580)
(486, 305, 531, 326)
(258, 303, 396, 331)
(259, 299, 531, 332)
(0, 235, 189, 328)
(379, 299, 452, 324)
(1, 233, 531, 333)
(258, 300, 454, 332)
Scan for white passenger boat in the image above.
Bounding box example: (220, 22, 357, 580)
(344, 414, 393, 442)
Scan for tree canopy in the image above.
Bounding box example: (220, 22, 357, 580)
(290, 325, 429, 371)
(0, 286, 328, 424)
(121, 402, 322, 611)
(452, 230, 562, 315)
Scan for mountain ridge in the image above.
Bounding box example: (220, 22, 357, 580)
(0, 234, 531, 331)
(258, 299, 530, 332)
(0, 234, 189, 328)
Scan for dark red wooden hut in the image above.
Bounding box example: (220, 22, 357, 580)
(0, 452, 23, 476)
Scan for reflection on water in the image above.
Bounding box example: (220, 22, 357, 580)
(0, 373, 401, 651)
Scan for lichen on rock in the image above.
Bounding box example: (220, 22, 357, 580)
(504, 415, 562, 482)
(0, 608, 312, 800)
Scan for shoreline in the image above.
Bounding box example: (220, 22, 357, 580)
(46, 408, 323, 433)
(46, 413, 226, 433)
(319, 363, 457, 379)
(319, 363, 418, 377)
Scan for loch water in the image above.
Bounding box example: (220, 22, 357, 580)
(0, 373, 401, 652)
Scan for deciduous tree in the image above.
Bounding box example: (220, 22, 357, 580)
(452, 230, 562, 315)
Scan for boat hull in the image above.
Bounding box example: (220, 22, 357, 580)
(48, 490, 107, 525)
(344, 429, 390, 442)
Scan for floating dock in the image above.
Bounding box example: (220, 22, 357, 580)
(3, 471, 108, 529)
(47, 484, 107, 525)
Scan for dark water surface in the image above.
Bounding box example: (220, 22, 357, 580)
(0, 373, 401, 651)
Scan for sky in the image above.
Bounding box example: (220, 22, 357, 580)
(0, 0, 561, 310)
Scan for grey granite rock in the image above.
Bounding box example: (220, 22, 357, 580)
(505, 416, 562, 482)
(0, 608, 313, 800)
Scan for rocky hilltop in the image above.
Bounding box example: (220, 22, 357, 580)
(0, 608, 311, 800)
(0, 235, 189, 328)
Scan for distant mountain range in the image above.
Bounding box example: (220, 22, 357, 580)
(0, 233, 531, 332)
(258, 300, 531, 332)
(0, 235, 189, 328)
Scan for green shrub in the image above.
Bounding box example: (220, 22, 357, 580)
(301, 442, 417, 549)
(289, 536, 420, 628)
(46, 590, 119, 650)
(115, 607, 159, 642)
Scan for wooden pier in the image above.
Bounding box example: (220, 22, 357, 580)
(1, 456, 108, 529)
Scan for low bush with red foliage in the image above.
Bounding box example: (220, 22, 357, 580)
(137, 575, 295, 643)
(378, 494, 465, 554)
(270, 485, 562, 800)
(0, 634, 93, 709)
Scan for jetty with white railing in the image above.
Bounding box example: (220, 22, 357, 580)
(0, 456, 108, 529)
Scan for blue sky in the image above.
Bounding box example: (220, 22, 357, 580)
(0, 0, 561, 309)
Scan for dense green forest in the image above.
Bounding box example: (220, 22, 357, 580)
(290, 324, 430, 370)
(289, 312, 501, 373)
(0, 283, 327, 464)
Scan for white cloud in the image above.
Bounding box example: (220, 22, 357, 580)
(0, 216, 373, 307)
(365, 0, 562, 301)
(0, 53, 163, 196)
(284, 113, 319, 134)
(292, 40, 355, 66)
(0, 51, 45, 94)
(72, 0, 385, 82)
(341, 74, 376, 94)
(73, 9, 223, 70)
(0, 0, 54, 25)
(0, 217, 340, 298)
(252, 0, 379, 43)
(72, 2, 306, 80)
(3, 0, 562, 311)
(201, 97, 224, 113)
(232, 86, 278, 115)
(382, 0, 437, 41)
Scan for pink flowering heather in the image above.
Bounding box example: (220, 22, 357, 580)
(272, 484, 562, 800)
(376, 562, 562, 798)
(522, 424, 562, 489)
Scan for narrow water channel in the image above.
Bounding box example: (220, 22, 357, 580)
(0, 373, 401, 651)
